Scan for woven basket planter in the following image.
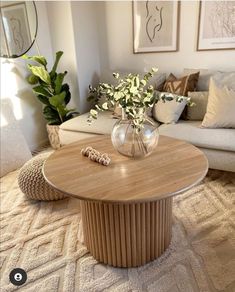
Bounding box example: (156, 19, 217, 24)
(46, 124, 61, 150)
(18, 153, 67, 201)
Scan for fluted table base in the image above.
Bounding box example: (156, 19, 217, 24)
(81, 197, 172, 268)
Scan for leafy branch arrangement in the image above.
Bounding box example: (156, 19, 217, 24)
(23, 51, 78, 125)
(87, 68, 192, 129)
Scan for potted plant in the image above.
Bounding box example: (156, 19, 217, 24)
(88, 68, 192, 158)
(23, 51, 78, 149)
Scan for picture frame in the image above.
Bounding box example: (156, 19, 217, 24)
(197, 1, 235, 51)
(1, 2, 32, 57)
(132, 1, 180, 53)
(0, 16, 8, 57)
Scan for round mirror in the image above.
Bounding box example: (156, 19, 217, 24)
(0, 1, 37, 58)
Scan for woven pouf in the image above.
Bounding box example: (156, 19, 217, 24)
(18, 153, 67, 201)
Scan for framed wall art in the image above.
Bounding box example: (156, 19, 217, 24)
(1, 2, 32, 57)
(197, 1, 235, 51)
(133, 1, 180, 53)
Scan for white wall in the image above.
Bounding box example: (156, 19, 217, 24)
(71, 1, 101, 113)
(46, 1, 101, 114)
(100, 1, 235, 81)
(0, 1, 53, 151)
(46, 1, 80, 111)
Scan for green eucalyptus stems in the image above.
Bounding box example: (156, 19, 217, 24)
(23, 51, 78, 125)
(87, 68, 193, 129)
(88, 68, 158, 126)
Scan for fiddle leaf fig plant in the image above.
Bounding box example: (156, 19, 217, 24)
(23, 51, 78, 125)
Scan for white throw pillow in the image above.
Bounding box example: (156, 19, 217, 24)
(212, 72, 235, 91)
(201, 78, 235, 128)
(0, 100, 32, 177)
(187, 91, 208, 121)
(153, 93, 187, 124)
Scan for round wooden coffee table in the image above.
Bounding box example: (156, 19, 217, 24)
(43, 135, 208, 268)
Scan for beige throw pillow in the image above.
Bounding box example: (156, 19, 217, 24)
(153, 93, 187, 124)
(187, 91, 208, 120)
(201, 79, 235, 128)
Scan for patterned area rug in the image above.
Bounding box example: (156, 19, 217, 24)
(0, 163, 235, 292)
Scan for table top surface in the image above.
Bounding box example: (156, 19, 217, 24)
(43, 135, 208, 203)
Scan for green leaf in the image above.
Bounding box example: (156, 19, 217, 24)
(55, 72, 67, 94)
(22, 54, 47, 67)
(151, 67, 158, 73)
(90, 109, 98, 119)
(113, 72, 119, 79)
(43, 106, 61, 125)
(64, 111, 79, 121)
(49, 91, 66, 108)
(33, 85, 51, 97)
(37, 95, 50, 106)
(50, 51, 63, 77)
(140, 79, 146, 86)
(61, 83, 71, 105)
(27, 74, 39, 85)
(28, 65, 51, 84)
(134, 76, 140, 87)
(101, 102, 108, 110)
(56, 104, 68, 118)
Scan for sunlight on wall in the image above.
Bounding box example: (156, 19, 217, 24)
(0, 114, 8, 127)
(1, 60, 23, 120)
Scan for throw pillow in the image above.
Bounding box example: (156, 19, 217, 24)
(1, 99, 32, 177)
(163, 72, 199, 96)
(201, 78, 235, 128)
(186, 91, 209, 120)
(183, 68, 219, 91)
(212, 72, 235, 91)
(152, 93, 187, 124)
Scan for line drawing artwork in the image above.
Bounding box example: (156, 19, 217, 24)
(1, 3, 32, 56)
(133, 1, 179, 52)
(203, 1, 235, 39)
(209, 1, 235, 38)
(9, 16, 24, 51)
(145, 0, 163, 42)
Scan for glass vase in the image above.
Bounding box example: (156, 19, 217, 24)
(111, 111, 159, 159)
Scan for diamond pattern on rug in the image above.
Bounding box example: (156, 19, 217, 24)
(0, 166, 234, 291)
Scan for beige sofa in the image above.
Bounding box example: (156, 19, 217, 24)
(59, 70, 235, 172)
(59, 110, 235, 173)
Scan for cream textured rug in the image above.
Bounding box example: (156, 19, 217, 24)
(0, 163, 235, 292)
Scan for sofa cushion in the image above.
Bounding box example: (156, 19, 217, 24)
(201, 79, 235, 129)
(60, 111, 117, 135)
(59, 129, 99, 146)
(153, 93, 187, 124)
(187, 91, 208, 120)
(158, 120, 235, 152)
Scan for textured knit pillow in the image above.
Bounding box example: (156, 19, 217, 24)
(153, 93, 187, 124)
(186, 91, 209, 120)
(163, 72, 200, 96)
(201, 79, 235, 128)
